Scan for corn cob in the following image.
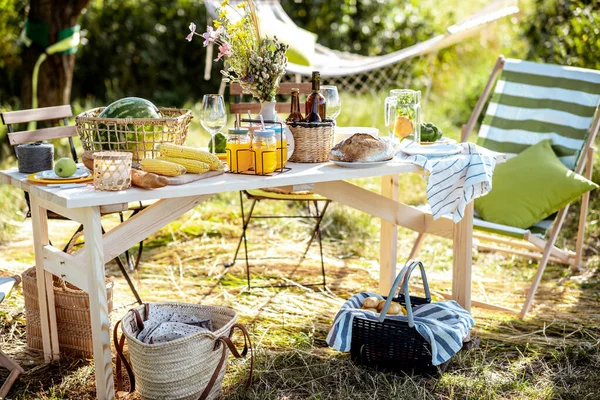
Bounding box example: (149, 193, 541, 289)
(156, 156, 210, 174)
(139, 159, 186, 177)
(157, 143, 223, 170)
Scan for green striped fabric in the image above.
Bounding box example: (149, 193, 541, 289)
(477, 59, 600, 170)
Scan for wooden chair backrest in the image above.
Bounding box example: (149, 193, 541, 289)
(1, 105, 76, 145)
(229, 82, 312, 115)
(1, 105, 78, 160)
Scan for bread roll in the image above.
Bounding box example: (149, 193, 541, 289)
(362, 296, 380, 309)
(329, 133, 394, 162)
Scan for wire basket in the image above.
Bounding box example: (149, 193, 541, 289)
(288, 120, 335, 163)
(22, 267, 113, 359)
(350, 261, 449, 376)
(76, 107, 193, 161)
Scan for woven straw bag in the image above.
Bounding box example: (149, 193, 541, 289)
(22, 267, 113, 358)
(114, 302, 253, 400)
(288, 120, 335, 163)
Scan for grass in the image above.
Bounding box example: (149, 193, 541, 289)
(1, 168, 599, 399)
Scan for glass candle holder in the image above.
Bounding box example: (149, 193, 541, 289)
(93, 151, 132, 191)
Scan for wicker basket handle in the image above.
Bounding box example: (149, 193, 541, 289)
(378, 260, 431, 327)
(113, 319, 136, 395)
(199, 323, 254, 400)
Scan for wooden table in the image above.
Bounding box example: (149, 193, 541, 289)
(0, 159, 476, 399)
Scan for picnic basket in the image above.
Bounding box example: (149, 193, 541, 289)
(76, 107, 193, 161)
(350, 260, 448, 375)
(22, 267, 114, 359)
(288, 120, 335, 163)
(114, 302, 253, 400)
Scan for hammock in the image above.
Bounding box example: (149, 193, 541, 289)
(204, 0, 519, 94)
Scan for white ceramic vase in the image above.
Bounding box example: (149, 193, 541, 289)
(257, 100, 277, 122)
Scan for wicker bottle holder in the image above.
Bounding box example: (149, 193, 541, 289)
(22, 267, 113, 359)
(76, 107, 193, 161)
(288, 120, 335, 163)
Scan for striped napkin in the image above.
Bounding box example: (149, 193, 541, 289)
(397, 142, 498, 222)
(326, 292, 474, 366)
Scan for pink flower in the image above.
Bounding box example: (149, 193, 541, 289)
(215, 42, 233, 61)
(202, 26, 223, 47)
(186, 22, 196, 42)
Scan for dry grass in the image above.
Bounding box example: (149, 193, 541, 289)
(1, 178, 599, 399)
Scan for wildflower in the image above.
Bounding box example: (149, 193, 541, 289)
(202, 25, 224, 46)
(220, 0, 228, 6)
(186, 22, 196, 42)
(237, 2, 247, 8)
(215, 42, 233, 61)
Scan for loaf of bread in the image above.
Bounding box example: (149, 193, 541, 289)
(329, 133, 394, 162)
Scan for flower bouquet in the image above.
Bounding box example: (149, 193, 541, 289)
(187, 0, 289, 103)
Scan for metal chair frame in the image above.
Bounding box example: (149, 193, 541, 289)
(225, 191, 330, 288)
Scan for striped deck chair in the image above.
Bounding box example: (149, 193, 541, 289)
(410, 56, 600, 318)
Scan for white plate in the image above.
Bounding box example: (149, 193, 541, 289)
(420, 137, 457, 145)
(401, 142, 462, 157)
(35, 167, 91, 180)
(330, 159, 392, 169)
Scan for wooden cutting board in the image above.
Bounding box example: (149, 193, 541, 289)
(167, 170, 224, 185)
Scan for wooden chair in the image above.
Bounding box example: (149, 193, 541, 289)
(409, 56, 600, 318)
(225, 82, 332, 288)
(1, 105, 145, 304)
(0, 275, 25, 398)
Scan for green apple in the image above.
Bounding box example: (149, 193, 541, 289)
(54, 158, 77, 178)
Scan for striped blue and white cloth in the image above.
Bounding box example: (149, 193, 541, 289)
(326, 292, 475, 366)
(397, 142, 498, 222)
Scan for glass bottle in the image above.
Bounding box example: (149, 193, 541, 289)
(226, 127, 252, 173)
(306, 90, 322, 123)
(287, 88, 304, 123)
(305, 71, 326, 120)
(252, 129, 277, 175)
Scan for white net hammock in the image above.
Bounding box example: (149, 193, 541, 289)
(204, 0, 519, 94)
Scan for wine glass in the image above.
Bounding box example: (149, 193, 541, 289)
(200, 94, 227, 154)
(321, 85, 341, 120)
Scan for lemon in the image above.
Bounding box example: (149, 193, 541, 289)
(390, 116, 413, 139)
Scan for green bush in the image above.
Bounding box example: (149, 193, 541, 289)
(280, 0, 437, 56)
(522, 0, 600, 69)
(73, 0, 222, 107)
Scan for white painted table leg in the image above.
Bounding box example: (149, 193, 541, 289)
(452, 202, 473, 312)
(379, 175, 399, 293)
(30, 196, 59, 361)
(82, 206, 115, 400)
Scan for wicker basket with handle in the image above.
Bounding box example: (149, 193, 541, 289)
(288, 120, 335, 163)
(350, 260, 450, 375)
(22, 267, 113, 359)
(114, 302, 253, 400)
(76, 107, 193, 161)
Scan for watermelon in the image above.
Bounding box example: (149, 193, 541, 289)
(98, 97, 162, 156)
(99, 97, 161, 119)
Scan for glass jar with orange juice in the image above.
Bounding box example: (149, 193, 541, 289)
(251, 129, 277, 175)
(272, 126, 288, 170)
(384, 89, 421, 144)
(226, 127, 252, 173)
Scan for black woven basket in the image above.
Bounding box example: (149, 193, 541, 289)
(350, 260, 449, 375)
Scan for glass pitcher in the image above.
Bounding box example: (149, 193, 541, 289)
(384, 89, 421, 144)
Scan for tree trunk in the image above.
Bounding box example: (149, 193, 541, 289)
(21, 0, 90, 110)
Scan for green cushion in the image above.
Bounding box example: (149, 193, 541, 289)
(475, 140, 598, 229)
